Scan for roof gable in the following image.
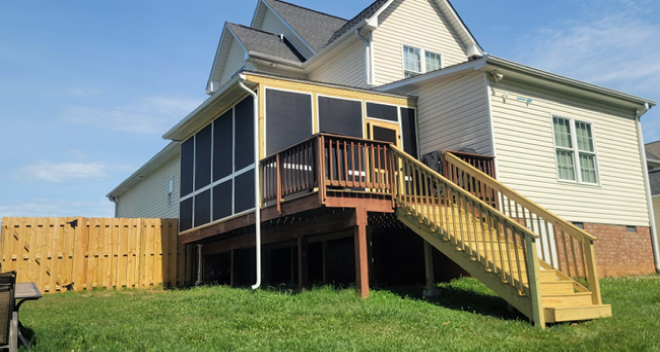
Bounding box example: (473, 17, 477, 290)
(206, 22, 306, 94)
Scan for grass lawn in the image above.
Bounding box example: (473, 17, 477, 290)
(19, 275, 660, 352)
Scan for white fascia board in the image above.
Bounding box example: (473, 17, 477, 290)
(260, 0, 316, 55)
(484, 55, 657, 109)
(436, 0, 484, 55)
(250, 0, 266, 28)
(205, 26, 230, 95)
(375, 58, 487, 92)
(106, 142, 180, 199)
(163, 75, 243, 141)
(225, 25, 250, 60)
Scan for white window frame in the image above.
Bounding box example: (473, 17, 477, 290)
(401, 44, 443, 79)
(551, 115, 601, 186)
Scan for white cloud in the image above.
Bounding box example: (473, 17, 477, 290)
(17, 161, 132, 183)
(61, 96, 202, 134)
(0, 199, 114, 219)
(511, 2, 660, 141)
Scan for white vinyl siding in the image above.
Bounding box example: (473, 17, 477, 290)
(259, 8, 314, 59)
(116, 156, 180, 219)
(309, 39, 368, 88)
(402, 71, 492, 156)
(490, 79, 650, 226)
(372, 0, 469, 86)
(219, 38, 247, 87)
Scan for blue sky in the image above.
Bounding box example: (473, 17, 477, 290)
(1, 0, 658, 218)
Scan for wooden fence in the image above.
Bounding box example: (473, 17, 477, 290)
(0, 217, 194, 294)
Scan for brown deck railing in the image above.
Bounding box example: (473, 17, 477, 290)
(443, 152, 601, 305)
(260, 134, 394, 213)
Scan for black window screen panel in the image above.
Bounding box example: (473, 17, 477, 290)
(213, 180, 233, 221)
(234, 169, 255, 214)
(235, 96, 255, 171)
(373, 126, 397, 144)
(180, 138, 195, 197)
(400, 107, 418, 158)
(195, 124, 212, 191)
(318, 96, 363, 138)
(266, 89, 313, 155)
(213, 110, 233, 182)
(367, 103, 398, 122)
(179, 198, 193, 232)
(194, 190, 211, 228)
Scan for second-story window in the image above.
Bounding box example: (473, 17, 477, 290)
(403, 45, 442, 78)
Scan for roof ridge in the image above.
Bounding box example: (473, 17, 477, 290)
(268, 0, 348, 22)
(227, 22, 282, 37)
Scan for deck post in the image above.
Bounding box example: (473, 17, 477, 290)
(230, 249, 235, 287)
(423, 241, 436, 291)
(354, 207, 369, 298)
(322, 241, 327, 283)
(298, 236, 309, 290)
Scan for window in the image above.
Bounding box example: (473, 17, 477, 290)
(403, 45, 442, 78)
(167, 179, 174, 207)
(627, 226, 637, 233)
(572, 222, 584, 230)
(552, 117, 599, 184)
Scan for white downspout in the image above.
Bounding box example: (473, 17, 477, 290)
(636, 103, 660, 271)
(356, 29, 372, 86)
(238, 78, 262, 289)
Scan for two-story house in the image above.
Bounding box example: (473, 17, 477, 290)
(107, 0, 658, 327)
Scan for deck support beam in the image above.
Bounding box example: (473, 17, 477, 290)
(298, 237, 309, 290)
(354, 208, 369, 298)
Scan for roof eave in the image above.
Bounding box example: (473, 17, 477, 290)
(485, 55, 657, 108)
(106, 142, 180, 199)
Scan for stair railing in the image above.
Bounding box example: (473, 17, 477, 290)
(443, 152, 601, 305)
(390, 146, 545, 327)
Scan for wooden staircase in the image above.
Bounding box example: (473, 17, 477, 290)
(390, 147, 611, 328)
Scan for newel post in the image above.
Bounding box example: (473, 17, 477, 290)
(525, 236, 546, 329)
(317, 136, 326, 204)
(583, 239, 602, 305)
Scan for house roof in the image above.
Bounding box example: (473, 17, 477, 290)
(650, 169, 660, 196)
(227, 23, 305, 65)
(647, 150, 660, 165)
(378, 55, 657, 109)
(262, 0, 348, 53)
(646, 141, 660, 163)
(107, 142, 180, 199)
(327, 0, 389, 45)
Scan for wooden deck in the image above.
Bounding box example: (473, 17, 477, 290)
(180, 134, 396, 245)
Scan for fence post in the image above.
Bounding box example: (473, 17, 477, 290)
(525, 237, 545, 329)
(583, 240, 602, 305)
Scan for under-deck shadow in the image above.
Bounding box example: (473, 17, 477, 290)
(378, 282, 528, 322)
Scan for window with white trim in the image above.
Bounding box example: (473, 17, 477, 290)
(403, 45, 442, 78)
(552, 116, 599, 184)
(167, 178, 174, 207)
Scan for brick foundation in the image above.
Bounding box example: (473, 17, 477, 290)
(584, 223, 656, 277)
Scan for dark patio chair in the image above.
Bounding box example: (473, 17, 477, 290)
(0, 271, 17, 352)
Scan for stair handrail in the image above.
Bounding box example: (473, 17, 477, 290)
(444, 153, 597, 242)
(443, 152, 602, 305)
(390, 145, 546, 327)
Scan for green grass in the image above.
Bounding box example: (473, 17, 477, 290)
(19, 275, 660, 352)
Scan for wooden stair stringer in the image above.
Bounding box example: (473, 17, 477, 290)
(397, 209, 535, 320)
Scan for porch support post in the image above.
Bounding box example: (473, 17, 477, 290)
(298, 236, 309, 290)
(230, 249, 235, 287)
(354, 207, 369, 298)
(424, 241, 435, 290)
